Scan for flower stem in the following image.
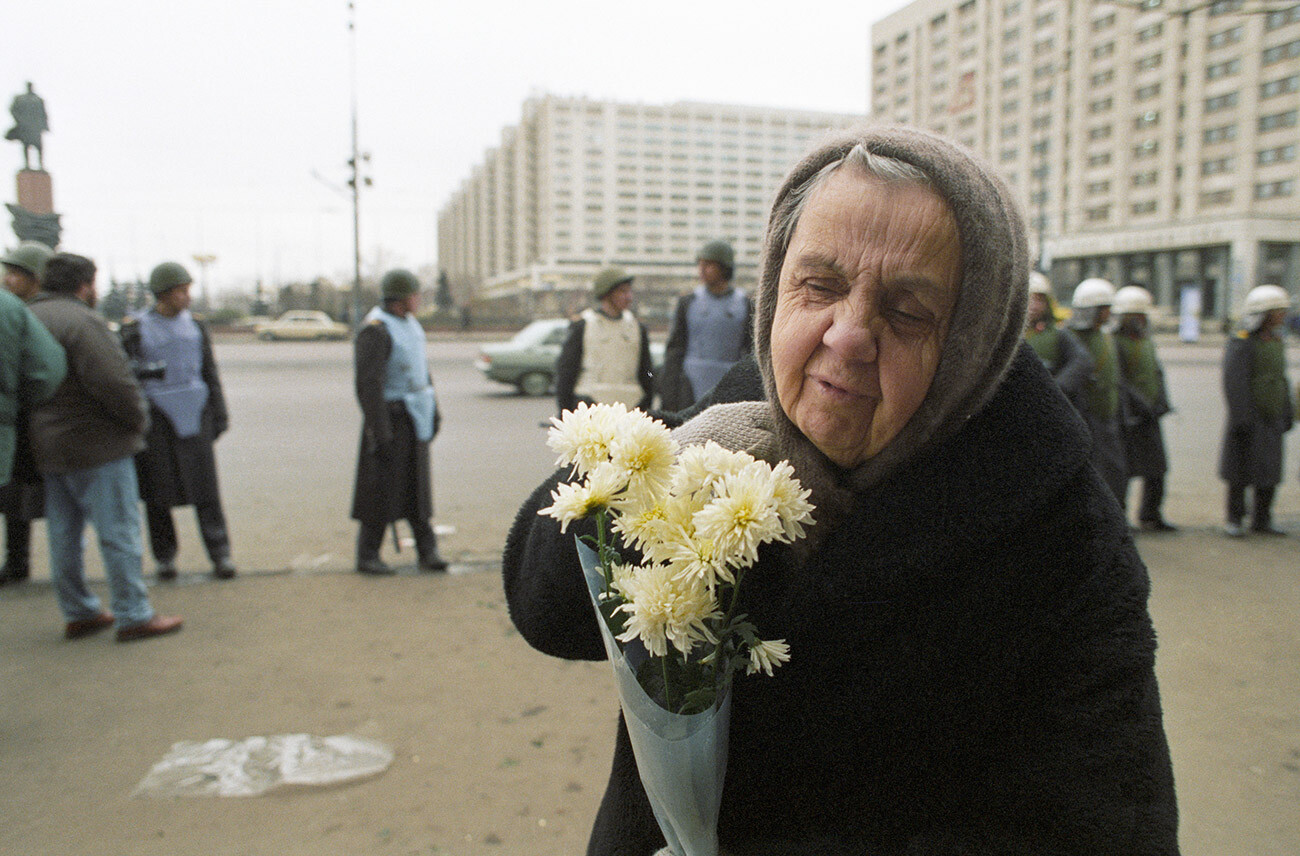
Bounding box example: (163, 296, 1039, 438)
(595, 510, 612, 596)
(662, 655, 674, 712)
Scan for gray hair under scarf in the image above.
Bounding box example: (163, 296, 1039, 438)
(753, 125, 1030, 510)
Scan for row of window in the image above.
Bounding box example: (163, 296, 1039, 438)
(879, 3, 1297, 70)
(1081, 178, 1294, 222)
(551, 106, 829, 133)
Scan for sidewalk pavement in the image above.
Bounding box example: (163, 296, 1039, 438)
(1, 530, 1297, 855)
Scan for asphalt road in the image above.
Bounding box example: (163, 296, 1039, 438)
(11, 332, 1300, 579)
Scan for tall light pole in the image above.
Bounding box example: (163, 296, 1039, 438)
(347, 1, 371, 328)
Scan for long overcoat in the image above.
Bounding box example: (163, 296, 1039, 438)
(1117, 335, 1171, 479)
(121, 316, 229, 509)
(0, 289, 64, 517)
(503, 347, 1179, 856)
(349, 319, 436, 526)
(1218, 333, 1293, 486)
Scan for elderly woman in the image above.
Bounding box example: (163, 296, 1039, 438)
(503, 126, 1179, 855)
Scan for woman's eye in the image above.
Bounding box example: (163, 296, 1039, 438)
(804, 278, 840, 298)
(887, 305, 933, 330)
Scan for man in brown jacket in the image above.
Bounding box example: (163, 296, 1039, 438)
(27, 253, 182, 642)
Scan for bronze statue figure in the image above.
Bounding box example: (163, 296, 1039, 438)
(6, 82, 49, 171)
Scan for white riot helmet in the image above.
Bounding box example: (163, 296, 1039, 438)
(1242, 284, 1291, 315)
(1028, 271, 1052, 296)
(1071, 277, 1116, 309)
(1114, 286, 1155, 316)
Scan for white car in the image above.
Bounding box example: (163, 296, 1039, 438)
(255, 310, 350, 341)
(476, 318, 666, 397)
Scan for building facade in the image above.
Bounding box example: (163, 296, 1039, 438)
(870, 0, 1300, 320)
(437, 94, 862, 324)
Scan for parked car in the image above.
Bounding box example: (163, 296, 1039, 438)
(476, 319, 569, 396)
(255, 310, 350, 341)
(476, 317, 666, 397)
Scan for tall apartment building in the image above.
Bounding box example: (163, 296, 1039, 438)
(871, 0, 1300, 319)
(437, 94, 862, 322)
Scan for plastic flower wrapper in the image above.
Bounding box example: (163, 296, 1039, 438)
(540, 404, 814, 856)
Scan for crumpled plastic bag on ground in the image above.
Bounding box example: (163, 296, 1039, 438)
(133, 734, 395, 798)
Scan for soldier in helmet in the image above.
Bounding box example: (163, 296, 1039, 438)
(2, 241, 53, 301)
(0, 240, 56, 585)
(120, 262, 235, 579)
(1218, 285, 1293, 537)
(351, 269, 447, 575)
(1114, 286, 1176, 532)
(554, 267, 654, 415)
(1068, 277, 1128, 507)
(658, 239, 754, 411)
(1023, 271, 1094, 403)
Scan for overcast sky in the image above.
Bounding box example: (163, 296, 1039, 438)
(3, 0, 906, 296)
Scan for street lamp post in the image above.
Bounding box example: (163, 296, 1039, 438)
(346, 1, 371, 329)
(191, 253, 217, 310)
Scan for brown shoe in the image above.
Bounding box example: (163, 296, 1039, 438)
(65, 611, 115, 640)
(116, 614, 184, 643)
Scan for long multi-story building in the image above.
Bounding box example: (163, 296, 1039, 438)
(437, 94, 862, 322)
(871, 0, 1300, 319)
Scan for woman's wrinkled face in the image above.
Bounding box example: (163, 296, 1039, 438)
(770, 168, 961, 468)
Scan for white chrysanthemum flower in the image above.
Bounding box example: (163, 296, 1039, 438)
(692, 462, 784, 569)
(608, 561, 638, 599)
(537, 463, 626, 532)
(612, 499, 671, 553)
(672, 441, 755, 501)
(608, 416, 678, 507)
(615, 563, 720, 658)
(747, 638, 791, 676)
(547, 402, 628, 475)
(768, 460, 816, 542)
(661, 531, 732, 590)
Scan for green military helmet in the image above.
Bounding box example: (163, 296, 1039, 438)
(592, 266, 633, 299)
(381, 268, 421, 299)
(1, 240, 54, 279)
(149, 261, 194, 295)
(696, 240, 735, 270)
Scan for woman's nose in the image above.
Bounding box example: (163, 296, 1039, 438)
(822, 302, 880, 362)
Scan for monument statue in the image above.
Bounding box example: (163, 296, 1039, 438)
(6, 82, 49, 171)
(6, 82, 59, 247)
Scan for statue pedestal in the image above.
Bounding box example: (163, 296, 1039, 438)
(9, 169, 60, 247)
(16, 169, 53, 214)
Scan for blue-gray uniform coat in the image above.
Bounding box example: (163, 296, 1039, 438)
(120, 315, 229, 509)
(350, 317, 439, 526)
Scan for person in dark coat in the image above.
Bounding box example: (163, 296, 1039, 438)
(351, 269, 446, 575)
(503, 127, 1178, 855)
(29, 252, 183, 642)
(1218, 284, 1294, 537)
(657, 240, 753, 411)
(1067, 276, 1129, 508)
(1114, 285, 1177, 532)
(0, 239, 55, 585)
(1024, 270, 1093, 402)
(554, 267, 654, 415)
(121, 262, 235, 580)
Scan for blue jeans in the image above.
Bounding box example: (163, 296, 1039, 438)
(44, 456, 154, 627)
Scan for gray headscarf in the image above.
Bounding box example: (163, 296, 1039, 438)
(682, 125, 1028, 538)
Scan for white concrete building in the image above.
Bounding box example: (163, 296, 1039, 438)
(870, 0, 1300, 319)
(437, 93, 862, 322)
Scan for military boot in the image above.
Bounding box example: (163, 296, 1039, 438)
(415, 527, 448, 573)
(356, 526, 394, 576)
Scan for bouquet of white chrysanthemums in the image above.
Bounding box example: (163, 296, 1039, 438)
(539, 402, 814, 856)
